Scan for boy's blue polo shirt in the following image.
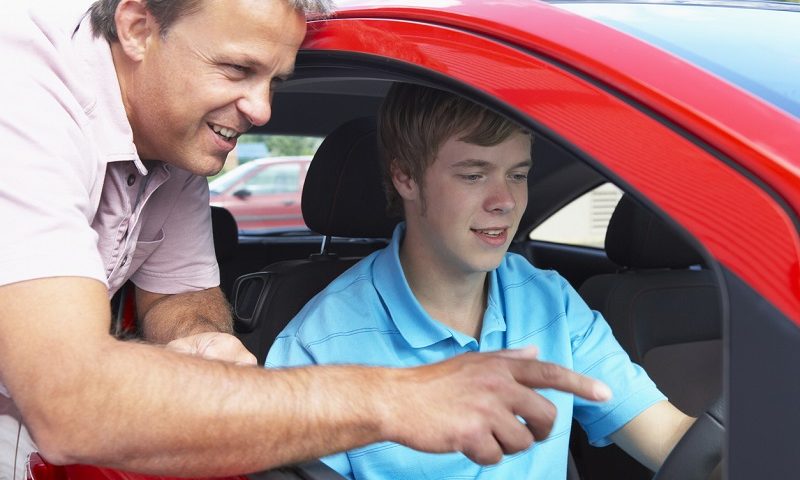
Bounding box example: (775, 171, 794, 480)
(267, 223, 665, 479)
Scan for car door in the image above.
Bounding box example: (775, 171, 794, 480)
(295, 3, 800, 478)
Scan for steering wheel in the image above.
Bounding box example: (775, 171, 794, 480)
(653, 395, 726, 480)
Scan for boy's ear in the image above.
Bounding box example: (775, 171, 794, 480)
(114, 0, 157, 62)
(390, 162, 419, 201)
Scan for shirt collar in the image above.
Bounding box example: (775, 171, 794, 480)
(373, 223, 507, 350)
(72, 11, 146, 175)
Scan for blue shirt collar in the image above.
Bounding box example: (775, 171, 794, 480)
(373, 223, 507, 350)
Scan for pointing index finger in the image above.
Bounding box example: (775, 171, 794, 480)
(507, 357, 612, 402)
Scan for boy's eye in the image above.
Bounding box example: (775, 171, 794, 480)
(510, 173, 529, 182)
(460, 174, 483, 182)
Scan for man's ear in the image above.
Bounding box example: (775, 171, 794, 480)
(390, 162, 419, 201)
(114, 0, 157, 62)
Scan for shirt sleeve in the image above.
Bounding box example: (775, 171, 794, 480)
(564, 277, 666, 446)
(0, 16, 107, 289)
(131, 170, 220, 294)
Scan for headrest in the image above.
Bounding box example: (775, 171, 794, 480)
(302, 117, 401, 238)
(605, 195, 703, 268)
(211, 206, 238, 261)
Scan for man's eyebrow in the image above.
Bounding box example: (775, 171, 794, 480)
(221, 54, 295, 79)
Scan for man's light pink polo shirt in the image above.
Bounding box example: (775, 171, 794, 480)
(0, 1, 220, 298)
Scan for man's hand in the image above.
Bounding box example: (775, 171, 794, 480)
(167, 332, 257, 366)
(379, 346, 611, 465)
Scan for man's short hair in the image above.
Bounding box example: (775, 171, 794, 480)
(89, 0, 335, 43)
(378, 83, 530, 217)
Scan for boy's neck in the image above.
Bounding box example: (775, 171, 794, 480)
(399, 238, 488, 340)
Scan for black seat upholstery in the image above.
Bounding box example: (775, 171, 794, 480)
(579, 195, 722, 415)
(571, 194, 722, 480)
(210, 205, 240, 301)
(233, 117, 399, 364)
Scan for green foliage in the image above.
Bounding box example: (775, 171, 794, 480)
(239, 134, 322, 157)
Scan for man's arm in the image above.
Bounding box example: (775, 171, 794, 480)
(0, 276, 611, 476)
(136, 286, 233, 341)
(610, 400, 695, 471)
(135, 286, 256, 365)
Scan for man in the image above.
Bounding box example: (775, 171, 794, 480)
(0, 1, 611, 478)
(267, 83, 695, 478)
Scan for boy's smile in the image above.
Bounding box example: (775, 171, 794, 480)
(399, 130, 532, 281)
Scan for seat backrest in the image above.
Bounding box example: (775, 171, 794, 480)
(570, 195, 723, 480)
(233, 117, 399, 364)
(210, 205, 240, 301)
(579, 195, 722, 415)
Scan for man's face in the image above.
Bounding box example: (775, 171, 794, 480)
(402, 131, 532, 278)
(124, 0, 306, 176)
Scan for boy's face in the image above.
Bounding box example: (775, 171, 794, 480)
(400, 130, 532, 277)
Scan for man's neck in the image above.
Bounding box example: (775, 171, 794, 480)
(399, 237, 488, 340)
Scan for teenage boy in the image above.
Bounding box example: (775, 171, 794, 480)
(267, 83, 694, 479)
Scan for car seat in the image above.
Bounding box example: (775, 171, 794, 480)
(571, 194, 723, 479)
(232, 117, 399, 364)
(211, 205, 241, 302)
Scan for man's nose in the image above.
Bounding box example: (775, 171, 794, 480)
(238, 87, 272, 127)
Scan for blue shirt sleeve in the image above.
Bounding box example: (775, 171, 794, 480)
(562, 277, 666, 446)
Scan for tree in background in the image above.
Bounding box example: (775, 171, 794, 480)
(263, 135, 323, 156)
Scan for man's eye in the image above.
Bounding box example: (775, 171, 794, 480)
(224, 64, 248, 74)
(460, 174, 482, 182)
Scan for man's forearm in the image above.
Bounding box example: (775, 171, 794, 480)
(138, 287, 233, 343)
(2, 278, 385, 476)
(31, 340, 388, 475)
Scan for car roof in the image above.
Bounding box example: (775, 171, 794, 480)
(553, 0, 800, 118)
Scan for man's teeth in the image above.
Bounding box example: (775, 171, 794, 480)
(210, 124, 238, 140)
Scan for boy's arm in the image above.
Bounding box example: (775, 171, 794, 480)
(609, 400, 695, 471)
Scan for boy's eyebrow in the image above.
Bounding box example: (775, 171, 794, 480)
(450, 158, 533, 169)
(450, 159, 492, 169)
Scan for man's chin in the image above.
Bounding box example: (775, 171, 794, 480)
(175, 156, 226, 177)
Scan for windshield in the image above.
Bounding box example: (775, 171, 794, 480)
(553, 1, 800, 118)
(208, 160, 263, 194)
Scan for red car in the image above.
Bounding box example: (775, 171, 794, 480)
(209, 156, 312, 232)
(31, 0, 800, 479)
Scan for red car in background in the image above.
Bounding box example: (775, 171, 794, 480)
(29, 0, 800, 479)
(209, 156, 311, 232)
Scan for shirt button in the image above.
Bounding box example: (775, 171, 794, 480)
(121, 255, 128, 266)
(127, 174, 136, 186)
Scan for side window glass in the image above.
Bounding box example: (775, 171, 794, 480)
(530, 183, 623, 248)
(244, 163, 302, 195)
